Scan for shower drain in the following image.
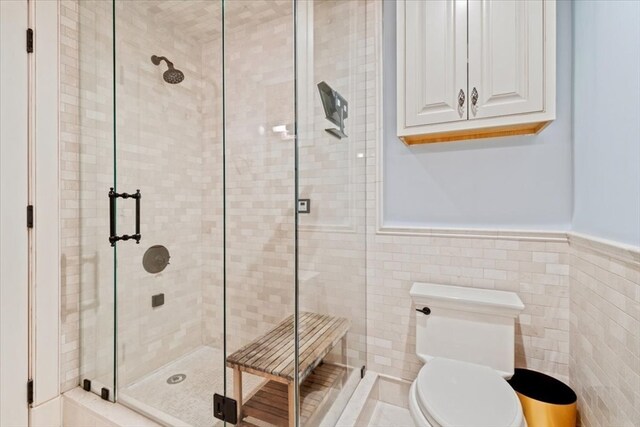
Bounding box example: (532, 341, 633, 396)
(166, 374, 186, 385)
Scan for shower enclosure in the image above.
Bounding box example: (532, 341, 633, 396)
(69, 0, 373, 425)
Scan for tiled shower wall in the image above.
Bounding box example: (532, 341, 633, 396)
(200, 34, 223, 350)
(297, 0, 371, 367)
(60, 0, 114, 391)
(115, 1, 218, 387)
(59, 0, 372, 392)
(221, 0, 297, 354)
(59, 0, 79, 391)
(60, 0, 219, 389)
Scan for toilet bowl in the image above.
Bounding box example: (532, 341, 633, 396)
(408, 358, 526, 427)
(409, 282, 526, 427)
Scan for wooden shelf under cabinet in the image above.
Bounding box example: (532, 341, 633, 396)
(400, 121, 552, 145)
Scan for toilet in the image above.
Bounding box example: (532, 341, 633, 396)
(409, 282, 527, 427)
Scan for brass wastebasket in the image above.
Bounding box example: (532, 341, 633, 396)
(507, 368, 577, 427)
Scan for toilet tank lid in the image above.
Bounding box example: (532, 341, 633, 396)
(410, 282, 524, 313)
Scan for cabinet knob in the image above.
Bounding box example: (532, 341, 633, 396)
(471, 87, 479, 115)
(458, 89, 465, 108)
(458, 89, 465, 117)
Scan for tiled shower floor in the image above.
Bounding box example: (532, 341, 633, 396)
(119, 346, 264, 427)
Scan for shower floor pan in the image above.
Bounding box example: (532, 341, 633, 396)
(118, 346, 264, 427)
(118, 345, 354, 427)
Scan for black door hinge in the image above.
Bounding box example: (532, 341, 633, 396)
(213, 394, 237, 424)
(27, 205, 33, 228)
(27, 379, 34, 405)
(26, 28, 34, 53)
(361, 365, 366, 379)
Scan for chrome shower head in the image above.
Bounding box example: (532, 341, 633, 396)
(151, 55, 184, 84)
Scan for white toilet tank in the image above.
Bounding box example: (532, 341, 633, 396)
(410, 282, 524, 378)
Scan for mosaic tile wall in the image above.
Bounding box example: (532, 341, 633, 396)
(569, 235, 640, 427)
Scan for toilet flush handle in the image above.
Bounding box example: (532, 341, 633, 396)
(416, 307, 431, 315)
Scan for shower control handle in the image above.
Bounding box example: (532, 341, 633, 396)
(416, 307, 431, 315)
(109, 188, 141, 247)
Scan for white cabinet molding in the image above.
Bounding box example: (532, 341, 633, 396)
(397, 0, 556, 145)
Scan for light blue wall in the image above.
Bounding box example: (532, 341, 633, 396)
(572, 1, 640, 247)
(382, 0, 574, 230)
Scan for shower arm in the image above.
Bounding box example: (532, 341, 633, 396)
(152, 55, 174, 69)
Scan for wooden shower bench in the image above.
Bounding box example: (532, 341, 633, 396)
(226, 312, 350, 427)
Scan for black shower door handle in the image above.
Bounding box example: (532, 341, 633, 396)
(109, 187, 141, 247)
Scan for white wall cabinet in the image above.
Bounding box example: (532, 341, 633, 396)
(397, 0, 555, 144)
(404, 0, 468, 127)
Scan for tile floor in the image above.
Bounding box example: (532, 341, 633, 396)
(368, 402, 415, 427)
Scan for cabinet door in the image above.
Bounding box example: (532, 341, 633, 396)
(400, 0, 468, 127)
(468, 0, 544, 120)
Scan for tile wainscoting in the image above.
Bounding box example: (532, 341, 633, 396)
(363, 227, 639, 427)
(365, 229, 571, 381)
(569, 233, 640, 427)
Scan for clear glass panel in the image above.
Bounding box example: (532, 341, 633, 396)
(72, 0, 370, 423)
(222, 0, 298, 425)
(296, 0, 370, 422)
(112, 1, 224, 424)
(74, 0, 117, 401)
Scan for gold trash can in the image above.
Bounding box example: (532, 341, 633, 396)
(507, 368, 577, 427)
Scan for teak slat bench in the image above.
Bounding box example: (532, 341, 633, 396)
(226, 312, 350, 427)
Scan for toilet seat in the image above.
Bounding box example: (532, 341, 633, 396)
(412, 358, 525, 427)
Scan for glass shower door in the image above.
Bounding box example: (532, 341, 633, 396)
(72, 0, 371, 424)
(112, 1, 227, 425)
(76, 0, 117, 402)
